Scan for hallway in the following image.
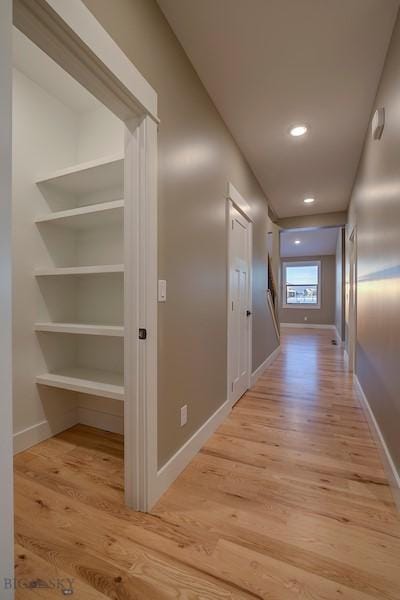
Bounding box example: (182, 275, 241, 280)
(14, 329, 400, 599)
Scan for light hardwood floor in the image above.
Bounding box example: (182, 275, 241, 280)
(14, 328, 400, 599)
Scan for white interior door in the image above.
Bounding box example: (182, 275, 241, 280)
(348, 228, 357, 372)
(229, 203, 252, 405)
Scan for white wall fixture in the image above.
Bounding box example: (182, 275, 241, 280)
(180, 405, 188, 427)
(158, 279, 167, 302)
(289, 124, 308, 137)
(372, 107, 385, 140)
(12, 0, 159, 512)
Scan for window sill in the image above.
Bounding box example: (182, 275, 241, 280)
(282, 304, 321, 310)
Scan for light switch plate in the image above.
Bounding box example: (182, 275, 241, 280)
(372, 107, 385, 140)
(158, 279, 167, 302)
(180, 405, 188, 427)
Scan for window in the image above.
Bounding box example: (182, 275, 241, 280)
(282, 261, 321, 308)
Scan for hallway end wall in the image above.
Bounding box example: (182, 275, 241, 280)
(347, 8, 400, 476)
(82, 0, 278, 467)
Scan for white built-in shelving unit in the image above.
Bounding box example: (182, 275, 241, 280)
(34, 154, 125, 401)
(13, 8, 158, 510)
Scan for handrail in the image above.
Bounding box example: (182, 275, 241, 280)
(267, 289, 280, 341)
(267, 255, 278, 307)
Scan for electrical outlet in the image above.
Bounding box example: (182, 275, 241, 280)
(180, 405, 188, 427)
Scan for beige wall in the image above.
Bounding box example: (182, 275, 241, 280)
(277, 211, 347, 231)
(335, 229, 345, 341)
(280, 255, 336, 325)
(347, 10, 400, 473)
(83, 0, 278, 466)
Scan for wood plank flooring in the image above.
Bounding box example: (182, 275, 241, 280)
(14, 328, 400, 599)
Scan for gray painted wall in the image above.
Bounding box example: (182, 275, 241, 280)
(347, 9, 400, 474)
(83, 0, 279, 467)
(335, 229, 345, 341)
(0, 0, 14, 592)
(280, 255, 336, 325)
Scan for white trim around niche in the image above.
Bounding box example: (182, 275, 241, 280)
(12, 0, 158, 512)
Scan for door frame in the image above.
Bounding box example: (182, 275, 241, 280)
(227, 182, 253, 407)
(0, 1, 14, 593)
(10, 0, 159, 511)
(348, 225, 357, 372)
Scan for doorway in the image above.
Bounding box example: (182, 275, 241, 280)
(8, 0, 159, 514)
(227, 195, 253, 406)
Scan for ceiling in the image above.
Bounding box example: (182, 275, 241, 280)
(158, 0, 399, 218)
(13, 28, 100, 113)
(281, 227, 339, 257)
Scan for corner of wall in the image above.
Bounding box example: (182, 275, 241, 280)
(13, 406, 79, 455)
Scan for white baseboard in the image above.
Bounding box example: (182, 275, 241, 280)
(150, 398, 231, 507)
(13, 407, 78, 455)
(335, 327, 343, 344)
(354, 375, 400, 511)
(77, 406, 124, 434)
(13, 404, 123, 454)
(280, 323, 336, 330)
(250, 345, 280, 387)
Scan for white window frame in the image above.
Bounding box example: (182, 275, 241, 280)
(282, 260, 321, 309)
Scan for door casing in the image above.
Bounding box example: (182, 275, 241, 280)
(0, 1, 14, 593)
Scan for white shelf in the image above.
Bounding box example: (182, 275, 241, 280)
(36, 154, 124, 195)
(36, 368, 124, 401)
(34, 322, 124, 337)
(35, 200, 124, 229)
(35, 264, 124, 276)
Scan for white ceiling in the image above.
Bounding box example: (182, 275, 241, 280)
(158, 0, 399, 218)
(281, 227, 339, 257)
(13, 28, 100, 113)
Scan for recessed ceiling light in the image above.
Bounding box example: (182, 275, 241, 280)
(294, 240, 301, 245)
(304, 197, 315, 204)
(290, 125, 307, 137)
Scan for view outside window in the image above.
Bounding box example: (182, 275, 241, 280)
(284, 263, 319, 305)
